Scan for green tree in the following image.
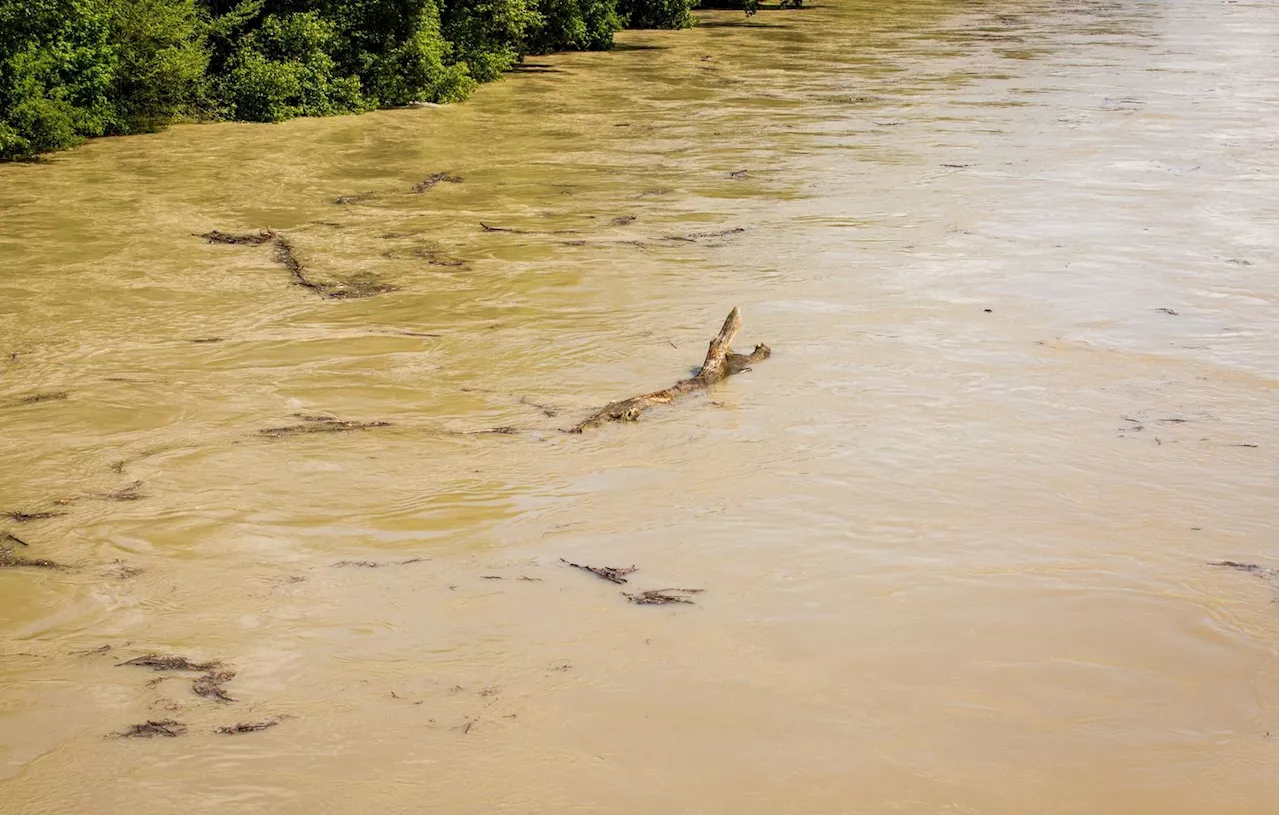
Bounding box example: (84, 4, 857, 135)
(0, 0, 116, 158)
(441, 0, 540, 83)
(218, 10, 367, 121)
(107, 0, 208, 131)
(329, 0, 472, 105)
(617, 0, 691, 30)
(526, 0, 617, 54)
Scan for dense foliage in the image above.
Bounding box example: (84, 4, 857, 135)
(0, 0, 732, 159)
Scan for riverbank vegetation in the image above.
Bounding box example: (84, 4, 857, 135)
(0, 0, 783, 160)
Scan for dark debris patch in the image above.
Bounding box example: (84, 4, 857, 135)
(520, 397, 559, 417)
(661, 227, 746, 243)
(119, 653, 240, 704)
(0, 548, 64, 569)
(624, 588, 704, 606)
(2, 511, 66, 522)
(193, 669, 238, 703)
(102, 481, 144, 501)
(457, 426, 520, 435)
(216, 719, 281, 735)
(199, 230, 277, 245)
(560, 558, 636, 585)
(119, 654, 222, 672)
(13, 391, 68, 405)
(1209, 561, 1278, 579)
(106, 560, 145, 579)
(332, 557, 426, 568)
(113, 719, 187, 738)
(480, 222, 525, 234)
(322, 272, 400, 299)
(411, 173, 463, 193)
(258, 418, 393, 438)
(398, 245, 468, 267)
(479, 222, 580, 236)
(203, 230, 399, 299)
(73, 644, 116, 656)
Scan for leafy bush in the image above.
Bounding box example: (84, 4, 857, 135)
(0, 0, 116, 158)
(219, 11, 367, 121)
(1, 0, 771, 159)
(695, 0, 760, 15)
(441, 0, 540, 83)
(107, 0, 208, 131)
(617, 0, 691, 30)
(345, 0, 474, 104)
(526, 0, 618, 54)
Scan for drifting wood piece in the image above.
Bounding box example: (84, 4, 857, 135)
(568, 307, 771, 433)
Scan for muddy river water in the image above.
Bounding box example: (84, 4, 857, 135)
(1, 0, 1276, 812)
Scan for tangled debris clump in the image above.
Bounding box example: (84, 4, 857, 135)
(624, 588, 704, 606)
(0, 548, 64, 569)
(201, 230, 276, 245)
(258, 416, 393, 438)
(332, 557, 425, 568)
(119, 653, 237, 703)
(12, 391, 69, 405)
(216, 719, 281, 735)
(193, 669, 238, 703)
(411, 173, 463, 193)
(120, 654, 221, 672)
(559, 559, 703, 605)
(2, 510, 65, 522)
(97, 481, 144, 502)
(1209, 560, 1278, 579)
(560, 558, 636, 584)
(113, 719, 187, 738)
(661, 227, 745, 243)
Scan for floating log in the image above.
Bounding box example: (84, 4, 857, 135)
(568, 307, 770, 433)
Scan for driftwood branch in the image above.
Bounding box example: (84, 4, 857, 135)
(568, 307, 770, 433)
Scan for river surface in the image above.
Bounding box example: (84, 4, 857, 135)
(0, 0, 1276, 812)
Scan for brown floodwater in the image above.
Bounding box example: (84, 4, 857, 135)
(1, 0, 1276, 812)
